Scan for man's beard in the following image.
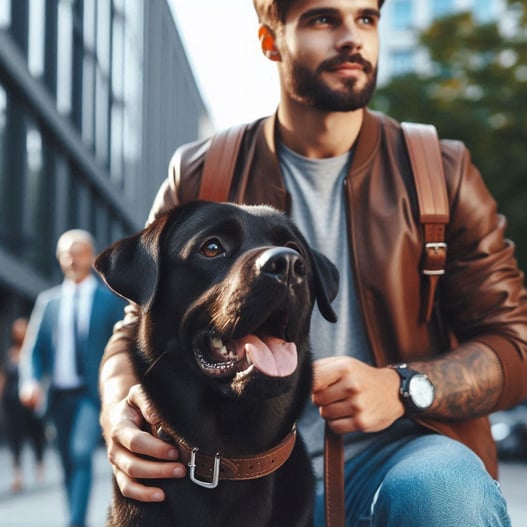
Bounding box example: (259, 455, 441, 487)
(283, 52, 377, 112)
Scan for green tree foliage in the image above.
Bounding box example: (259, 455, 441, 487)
(373, 0, 527, 271)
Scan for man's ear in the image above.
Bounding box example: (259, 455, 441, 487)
(258, 24, 281, 61)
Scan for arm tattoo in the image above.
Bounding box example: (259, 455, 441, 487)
(411, 344, 503, 419)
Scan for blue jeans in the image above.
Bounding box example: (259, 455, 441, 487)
(314, 433, 511, 526)
(49, 389, 101, 527)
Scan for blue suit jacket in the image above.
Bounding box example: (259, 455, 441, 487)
(21, 276, 126, 406)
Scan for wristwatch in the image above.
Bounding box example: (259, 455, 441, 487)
(390, 363, 435, 414)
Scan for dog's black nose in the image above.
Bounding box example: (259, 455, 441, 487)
(256, 247, 306, 284)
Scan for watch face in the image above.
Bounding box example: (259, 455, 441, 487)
(408, 375, 434, 409)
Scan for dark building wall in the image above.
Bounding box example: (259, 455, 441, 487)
(0, 0, 211, 363)
(139, 0, 212, 223)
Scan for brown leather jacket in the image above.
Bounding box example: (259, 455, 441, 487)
(105, 109, 527, 478)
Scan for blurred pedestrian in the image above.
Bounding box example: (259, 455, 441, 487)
(0, 317, 46, 492)
(19, 229, 126, 527)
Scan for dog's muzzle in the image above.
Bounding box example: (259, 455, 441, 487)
(192, 247, 308, 382)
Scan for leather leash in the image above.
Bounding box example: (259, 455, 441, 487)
(324, 423, 345, 527)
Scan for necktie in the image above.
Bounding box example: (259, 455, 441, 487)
(73, 287, 84, 378)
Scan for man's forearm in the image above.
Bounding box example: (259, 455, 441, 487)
(99, 304, 141, 436)
(411, 343, 502, 419)
(100, 352, 136, 406)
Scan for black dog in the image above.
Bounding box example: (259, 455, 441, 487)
(94, 201, 339, 527)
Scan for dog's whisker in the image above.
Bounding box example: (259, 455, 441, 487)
(144, 350, 168, 377)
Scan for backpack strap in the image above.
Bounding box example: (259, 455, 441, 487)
(198, 123, 248, 202)
(401, 122, 450, 322)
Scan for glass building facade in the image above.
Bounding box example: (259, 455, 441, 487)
(378, 0, 505, 84)
(0, 0, 211, 356)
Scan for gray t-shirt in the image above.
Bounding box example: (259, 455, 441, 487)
(278, 144, 420, 479)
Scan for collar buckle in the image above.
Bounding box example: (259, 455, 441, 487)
(188, 448, 221, 489)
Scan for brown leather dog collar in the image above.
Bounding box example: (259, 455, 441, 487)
(153, 423, 297, 489)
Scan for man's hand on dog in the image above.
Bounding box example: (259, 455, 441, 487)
(107, 358, 404, 501)
(312, 356, 405, 434)
(103, 384, 187, 502)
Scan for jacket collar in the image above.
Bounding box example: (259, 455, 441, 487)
(243, 109, 381, 212)
(263, 107, 380, 156)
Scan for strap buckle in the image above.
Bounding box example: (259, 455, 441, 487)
(188, 448, 221, 489)
(423, 242, 447, 276)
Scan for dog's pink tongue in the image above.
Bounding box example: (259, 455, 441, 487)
(242, 335, 297, 377)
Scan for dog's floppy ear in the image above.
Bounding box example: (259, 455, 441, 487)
(310, 249, 339, 323)
(93, 214, 170, 311)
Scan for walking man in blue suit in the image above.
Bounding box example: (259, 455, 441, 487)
(20, 229, 125, 527)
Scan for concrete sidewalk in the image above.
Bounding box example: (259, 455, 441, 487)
(0, 445, 526, 526)
(0, 446, 111, 526)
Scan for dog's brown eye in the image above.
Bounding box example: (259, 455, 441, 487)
(200, 239, 224, 258)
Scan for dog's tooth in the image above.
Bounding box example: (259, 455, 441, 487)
(246, 354, 253, 366)
(211, 336, 223, 350)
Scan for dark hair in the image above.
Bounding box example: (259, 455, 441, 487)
(253, 0, 385, 26)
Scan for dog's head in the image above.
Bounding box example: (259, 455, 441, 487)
(95, 201, 338, 398)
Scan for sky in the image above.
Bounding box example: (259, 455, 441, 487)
(169, 0, 280, 130)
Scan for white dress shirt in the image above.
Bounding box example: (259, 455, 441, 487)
(52, 275, 96, 389)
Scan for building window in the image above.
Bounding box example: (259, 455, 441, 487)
(57, 0, 74, 113)
(391, 50, 415, 76)
(53, 154, 70, 240)
(110, 12, 125, 184)
(391, 0, 413, 31)
(0, 86, 24, 254)
(23, 121, 44, 264)
(97, 0, 111, 73)
(95, 68, 110, 163)
(79, 0, 96, 146)
(0, 85, 7, 209)
(82, 55, 96, 147)
(94, 0, 111, 164)
(84, 0, 96, 49)
(92, 197, 110, 249)
(0, 0, 11, 27)
(28, 0, 45, 76)
(110, 104, 124, 184)
(111, 14, 125, 101)
(121, 2, 144, 196)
